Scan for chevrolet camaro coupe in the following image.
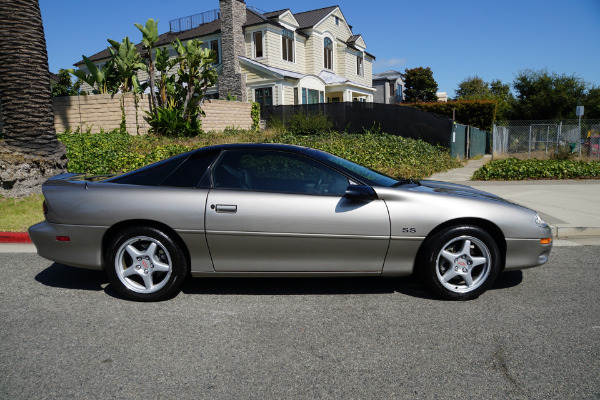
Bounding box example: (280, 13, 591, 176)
(29, 143, 553, 301)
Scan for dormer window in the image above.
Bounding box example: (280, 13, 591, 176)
(282, 29, 294, 62)
(253, 31, 263, 58)
(324, 37, 333, 70)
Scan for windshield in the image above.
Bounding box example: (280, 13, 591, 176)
(315, 151, 400, 187)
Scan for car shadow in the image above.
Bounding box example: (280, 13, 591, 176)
(182, 275, 438, 299)
(492, 270, 523, 289)
(35, 263, 523, 300)
(35, 262, 108, 292)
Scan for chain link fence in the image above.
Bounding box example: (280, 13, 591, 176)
(493, 119, 600, 159)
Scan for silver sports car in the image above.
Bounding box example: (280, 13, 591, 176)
(29, 143, 553, 301)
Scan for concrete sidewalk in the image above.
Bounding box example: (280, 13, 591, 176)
(427, 156, 600, 238)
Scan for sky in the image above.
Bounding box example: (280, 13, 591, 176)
(39, 0, 600, 98)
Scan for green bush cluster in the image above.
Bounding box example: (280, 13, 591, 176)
(269, 132, 462, 179)
(57, 128, 461, 180)
(472, 158, 600, 180)
(58, 129, 193, 175)
(268, 112, 334, 135)
(402, 100, 497, 131)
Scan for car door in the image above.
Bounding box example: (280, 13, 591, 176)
(205, 149, 390, 272)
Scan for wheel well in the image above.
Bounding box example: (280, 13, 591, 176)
(414, 218, 507, 273)
(101, 220, 191, 272)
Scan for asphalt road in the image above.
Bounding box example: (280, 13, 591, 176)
(1, 246, 599, 400)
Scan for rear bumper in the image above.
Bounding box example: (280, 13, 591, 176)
(28, 221, 107, 270)
(504, 238, 552, 271)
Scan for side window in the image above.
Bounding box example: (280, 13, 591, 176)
(212, 150, 348, 195)
(161, 149, 220, 188)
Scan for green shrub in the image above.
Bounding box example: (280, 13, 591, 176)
(281, 112, 334, 135)
(57, 129, 461, 180)
(472, 158, 600, 180)
(268, 132, 461, 179)
(145, 107, 202, 137)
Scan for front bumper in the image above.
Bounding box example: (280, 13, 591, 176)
(29, 221, 107, 270)
(504, 237, 553, 271)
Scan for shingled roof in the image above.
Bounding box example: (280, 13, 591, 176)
(294, 5, 338, 29)
(75, 5, 355, 66)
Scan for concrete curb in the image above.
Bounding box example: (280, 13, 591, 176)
(0, 232, 32, 244)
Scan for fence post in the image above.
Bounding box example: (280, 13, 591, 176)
(528, 125, 531, 157)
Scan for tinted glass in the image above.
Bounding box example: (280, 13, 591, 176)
(212, 150, 348, 195)
(109, 153, 189, 186)
(161, 149, 220, 188)
(311, 150, 400, 187)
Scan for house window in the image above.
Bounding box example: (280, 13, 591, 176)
(324, 37, 333, 70)
(210, 40, 219, 64)
(301, 88, 321, 104)
(253, 31, 263, 58)
(389, 82, 395, 96)
(255, 87, 273, 109)
(334, 16, 339, 26)
(356, 52, 363, 76)
(282, 29, 294, 62)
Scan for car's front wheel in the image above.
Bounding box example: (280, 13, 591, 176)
(419, 225, 501, 300)
(106, 226, 187, 301)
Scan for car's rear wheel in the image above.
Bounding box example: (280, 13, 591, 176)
(419, 225, 500, 300)
(106, 227, 187, 301)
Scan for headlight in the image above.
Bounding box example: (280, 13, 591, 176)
(534, 213, 549, 228)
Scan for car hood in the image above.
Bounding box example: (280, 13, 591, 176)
(407, 180, 522, 207)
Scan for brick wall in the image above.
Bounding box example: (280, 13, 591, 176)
(51, 94, 252, 134)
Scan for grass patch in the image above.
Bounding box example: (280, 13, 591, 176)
(0, 194, 44, 232)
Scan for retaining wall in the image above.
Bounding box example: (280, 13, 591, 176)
(51, 94, 252, 134)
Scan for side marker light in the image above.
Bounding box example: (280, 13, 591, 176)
(56, 236, 71, 242)
(540, 238, 552, 245)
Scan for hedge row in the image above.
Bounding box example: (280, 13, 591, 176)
(472, 158, 600, 180)
(58, 129, 461, 180)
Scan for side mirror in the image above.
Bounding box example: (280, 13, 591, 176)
(344, 185, 377, 201)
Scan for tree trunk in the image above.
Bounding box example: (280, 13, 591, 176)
(0, 0, 64, 158)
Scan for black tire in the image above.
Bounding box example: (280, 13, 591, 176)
(418, 225, 501, 300)
(105, 226, 187, 302)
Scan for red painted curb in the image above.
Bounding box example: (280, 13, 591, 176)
(0, 232, 32, 244)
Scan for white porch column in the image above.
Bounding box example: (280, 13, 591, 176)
(343, 89, 352, 102)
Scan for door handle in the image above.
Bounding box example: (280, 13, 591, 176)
(213, 204, 237, 213)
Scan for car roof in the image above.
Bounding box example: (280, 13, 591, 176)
(194, 143, 310, 153)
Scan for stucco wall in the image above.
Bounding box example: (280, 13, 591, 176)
(51, 94, 252, 134)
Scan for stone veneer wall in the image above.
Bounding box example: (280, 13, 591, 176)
(51, 94, 252, 134)
(218, 0, 247, 101)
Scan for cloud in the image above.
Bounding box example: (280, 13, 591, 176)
(374, 57, 408, 70)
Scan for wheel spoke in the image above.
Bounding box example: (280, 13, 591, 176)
(125, 244, 143, 259)
(153, 260, 170, 272)
(145, 242, 158, 257)
(440, 250, 456, 263)
(463, 272, 474, 287)
(122, 266, 138, 277)
(471, 256, 487, 267)
(442, 268, 459, 282)
(141, 271, 154, 290)
(460, 239, 472, 256)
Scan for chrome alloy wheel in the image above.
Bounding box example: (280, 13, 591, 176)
(435, 235, 491, 293)
(114, 236, 173, 294)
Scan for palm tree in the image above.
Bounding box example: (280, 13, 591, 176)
(0, 0, 64, 157)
